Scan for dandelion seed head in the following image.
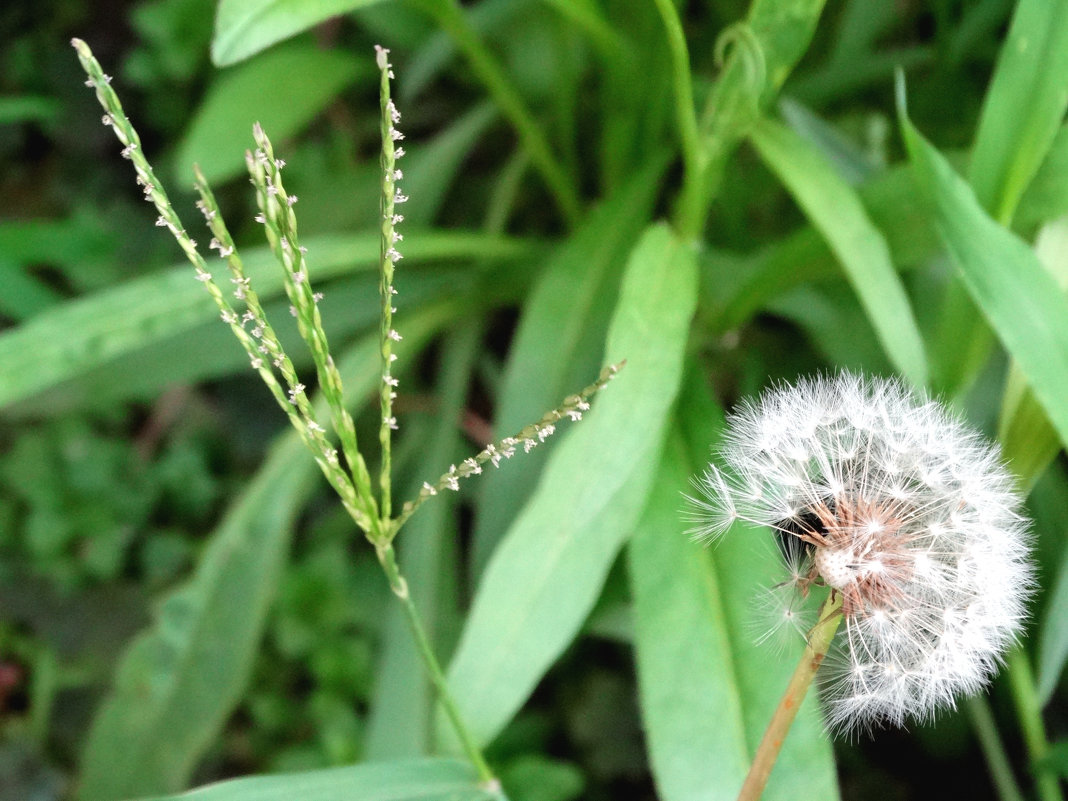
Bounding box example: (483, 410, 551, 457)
(690, 373, 1032, 734)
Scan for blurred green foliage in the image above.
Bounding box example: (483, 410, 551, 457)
(2, 0, 1068, 800)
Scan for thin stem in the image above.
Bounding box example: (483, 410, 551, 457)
(412, 0, 582, 228)
(652, 0, 705, 242)
(736, 591, 843, 801)
(1006, 647, 1064, 801)
(374, 543, 499, 789)
(966, 695, 1026, 801)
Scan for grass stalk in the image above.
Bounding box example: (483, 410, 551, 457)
(411, 0, 582, 227)
(966, 695, 1027, 801)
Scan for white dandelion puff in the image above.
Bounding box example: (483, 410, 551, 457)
(690, 372, 1032, 734)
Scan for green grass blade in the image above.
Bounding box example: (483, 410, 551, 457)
(628, 430, 751, 801)
(968, 0, 1068, 224)
(176, 43, 368, 183)
(76, 432, 317, 801)
(899, 84, 1068, 453)
(997, 218, 1068, 488)
(211, 0, 385, 66)
(632, 368, 839, 801)
(470, 160, 665, 577)
(135, 758, 494, 801)
(1037, 518, 1068, 704)
(750, 117, 928, 387)
(0, 231, 531, 409)
(444, 222, 698, 747)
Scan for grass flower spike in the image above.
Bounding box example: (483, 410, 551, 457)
(692, 373, 1032, 735)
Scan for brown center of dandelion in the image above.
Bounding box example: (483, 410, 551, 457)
(785, 495, 915, 617)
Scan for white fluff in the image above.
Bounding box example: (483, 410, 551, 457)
(690, 373, 1033, 734)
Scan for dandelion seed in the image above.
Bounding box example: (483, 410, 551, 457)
(690, 372, 1032, 734)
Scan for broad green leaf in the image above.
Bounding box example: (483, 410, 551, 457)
(644, 368, 839, 801)
(471, 159, 666, 577)
(709, 162, 941, 334)
(899, 87, 1068, 456)
(1038, 523, 1068, 704)
(998, 217, 1068, 488)
(750, 117, 928, 388)
(778, 98, 876, 186)
(11, 272, 463, 417)
(77, 431, 316, 801)
(498, 755, 583, 801)
(76, 312, 448, 800)
(968, 0, 1068, 225)
(1017, 124, 1068, 234)
(935, 0, 1068, 391)
(445, 222, 698, 747)
(628, 431, 751, 801)
(176, 43, 367, 183)
(212, 0, 384, 66)
(136, 758, 494, 801)
(0, 231, 530, 410)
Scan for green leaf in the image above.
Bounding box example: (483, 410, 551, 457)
(135, 758, 494, 801)
(499, 755, 584, 801)
(176, 43, 367, 183)
(628, 431, 751, 801)
(898, 82, 1068, 456)
(444, 222, 698, 747)
(1038, 530, 1068, 705)
(1017, 124, 1068, 233)
(968, 0, 1068, 225)
(997, 217, 1068, 488)
(76, 430, 316, 801)
(212, 0, 385, 66)
(0, 231, 530, 410)
(750, 116, 928, 387)
(471, 159, 666, 576)
(632, 368, 840, 801)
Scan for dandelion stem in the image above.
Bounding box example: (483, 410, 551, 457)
(736, 591, 843, 801)
(374, 542, 498, 789)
